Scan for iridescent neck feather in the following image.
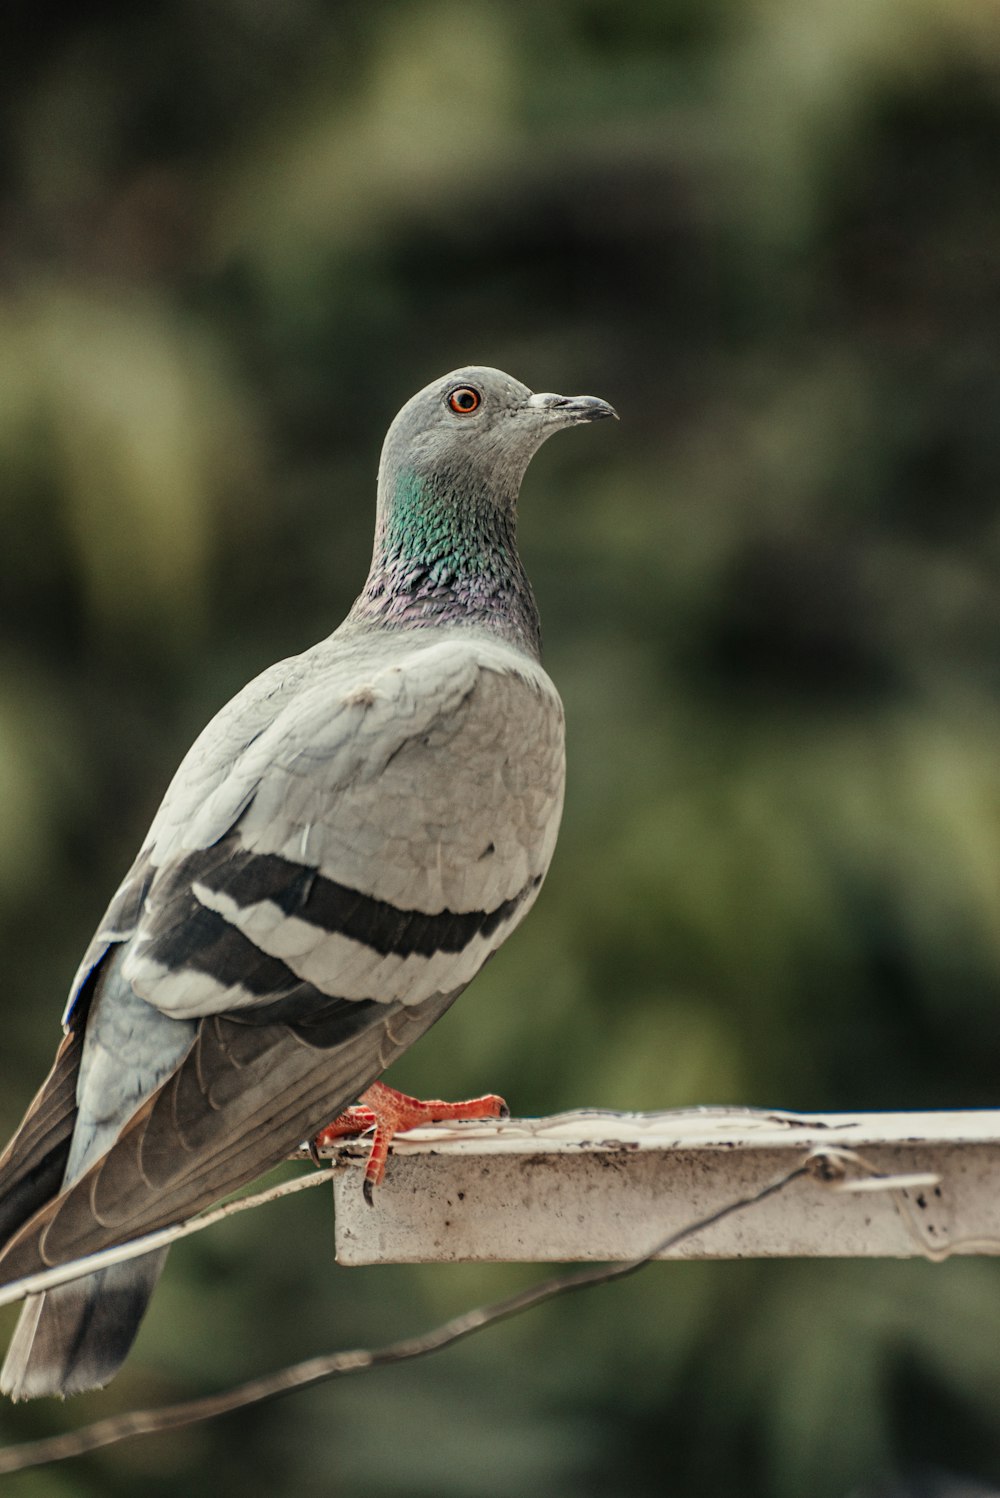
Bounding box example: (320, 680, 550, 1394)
(350, 465, 542, 658)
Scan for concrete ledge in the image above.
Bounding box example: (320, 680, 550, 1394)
(324, 1107, 1000, 1265)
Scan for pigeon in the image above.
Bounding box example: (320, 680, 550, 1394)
(0, 366, 616, 1400)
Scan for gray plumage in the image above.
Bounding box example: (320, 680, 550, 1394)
(0, 366, 615, 1399)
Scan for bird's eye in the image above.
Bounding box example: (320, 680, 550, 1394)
(447, 386, 482, 415)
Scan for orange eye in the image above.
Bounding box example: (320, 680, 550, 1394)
(447, 386, 481, 415)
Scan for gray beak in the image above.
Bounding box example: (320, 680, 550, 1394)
(527, 391, 619, 424)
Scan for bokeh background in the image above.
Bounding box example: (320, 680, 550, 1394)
(2, 1, 1000, 1494)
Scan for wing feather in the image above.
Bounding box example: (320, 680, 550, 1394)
(0, 987, 458, 1282)
(0, 1025, 86, 1247)
(7, 630, 563, 1282)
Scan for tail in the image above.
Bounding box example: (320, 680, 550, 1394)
(0, 962, 181, 1400)
(1, 1248, 168, 1400)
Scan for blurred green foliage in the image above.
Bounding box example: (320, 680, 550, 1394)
(2, 1, 1000, 1494)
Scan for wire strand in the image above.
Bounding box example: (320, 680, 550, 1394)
(0, 1161, 811, 1474)
(0, 1169, 338, 1311)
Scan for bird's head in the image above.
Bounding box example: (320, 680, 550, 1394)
(377, 365, 617, 506)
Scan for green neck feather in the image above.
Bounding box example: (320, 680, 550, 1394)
(351, 468, 542, 657)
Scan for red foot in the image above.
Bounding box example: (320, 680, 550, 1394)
(313, 1081, 508, 1204)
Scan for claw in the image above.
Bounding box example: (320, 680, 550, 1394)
(313, 1081, 508, 1199)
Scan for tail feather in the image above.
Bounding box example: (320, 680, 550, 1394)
(0, 1249, 167, 1401)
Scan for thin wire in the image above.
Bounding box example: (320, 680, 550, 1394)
(0, 1161, 812, 1475)
(0, 1169, 338, 1312)
(806, 1143, 1000, 1260)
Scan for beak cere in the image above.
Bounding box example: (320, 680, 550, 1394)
(528, 392, 619, 424)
